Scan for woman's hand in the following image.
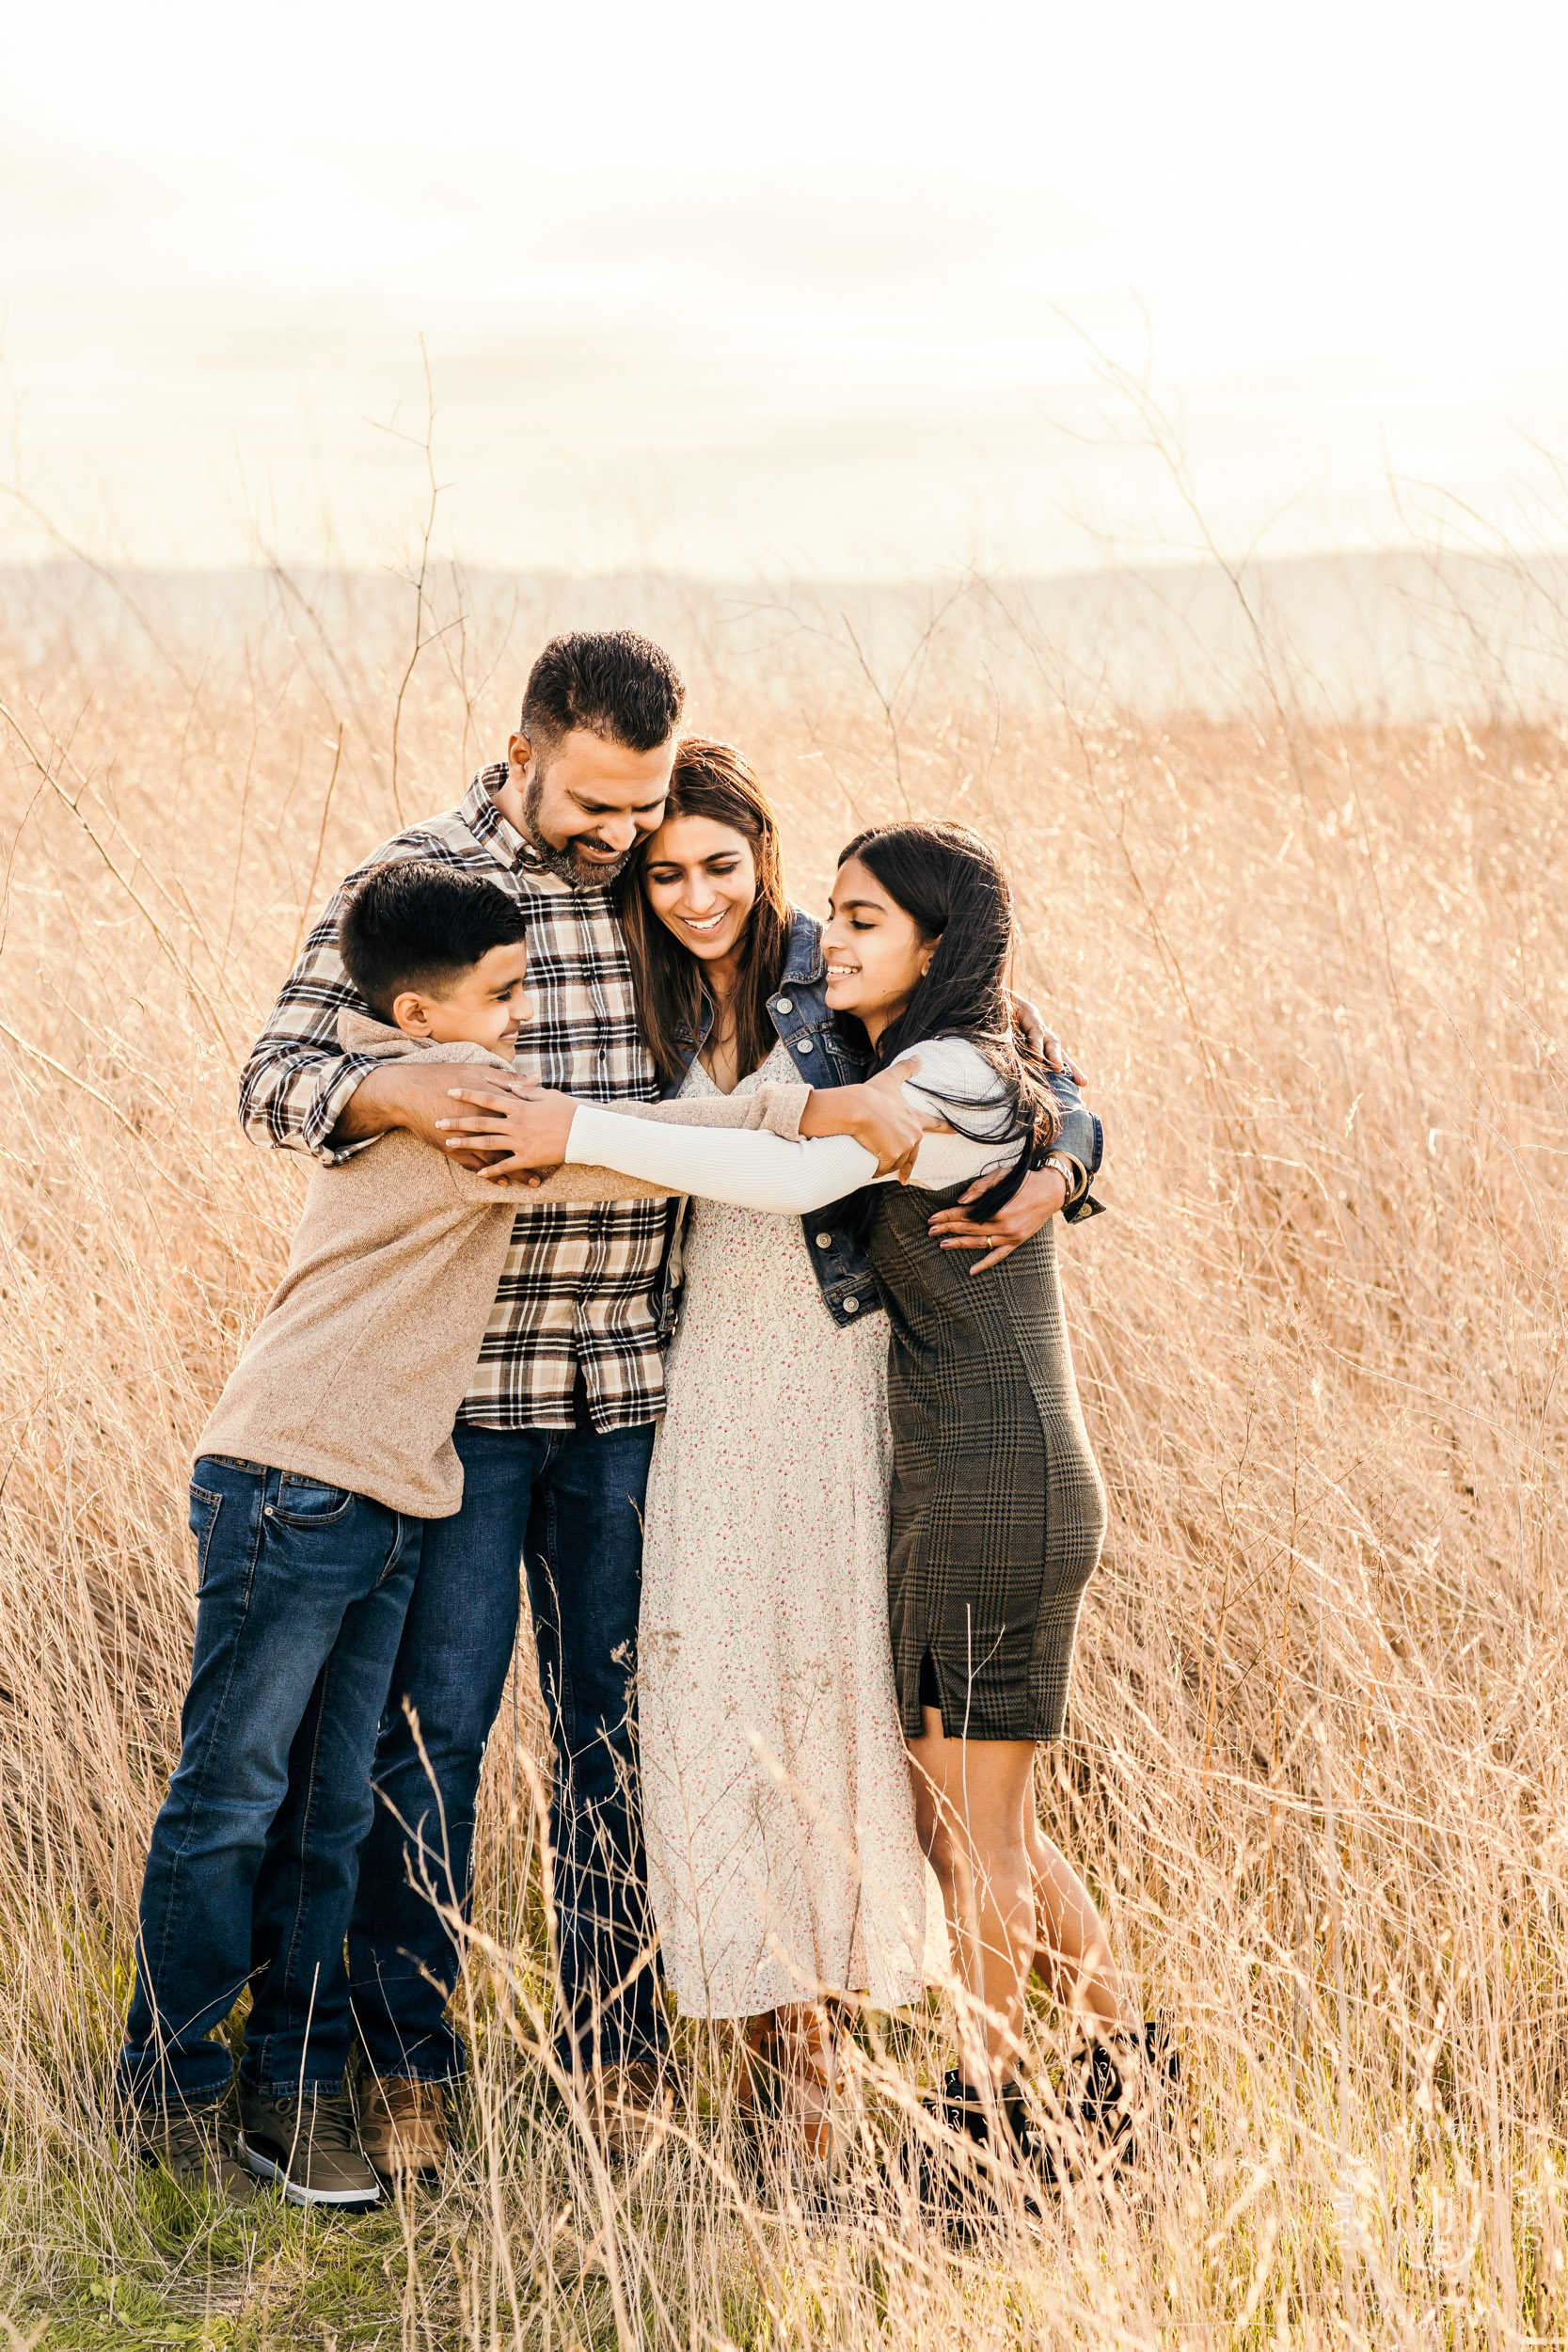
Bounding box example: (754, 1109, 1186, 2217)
(436, 1084, 578, 1183)
(799, 1060, 929, 1180)
(927, 1162, 1069, 1272)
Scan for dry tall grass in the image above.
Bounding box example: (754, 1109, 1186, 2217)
(0, 570, 1563, 2346)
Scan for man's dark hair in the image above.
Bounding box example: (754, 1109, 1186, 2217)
(519, 630, 685, 765)
(339, 861, 528, 1021)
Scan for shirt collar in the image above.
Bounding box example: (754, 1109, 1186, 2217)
(461, 762, 624, 899)
(461, 764, 537, 873)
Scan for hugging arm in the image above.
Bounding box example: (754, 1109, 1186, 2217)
(440, 1065, 928, 1191)
(926, 1062, 1104, 1271)
(437, 1074, 953, 1211)
(1042, 1064, 1101, 1192)
(465, 1083, 815, 1202)
(238, 859, 512, 1166)
(238, 891, 384, 1162)
(557, 1098, 1016, 1215)
(563, 1107, 879, 1214)
(439, 1054, 1033, 1219)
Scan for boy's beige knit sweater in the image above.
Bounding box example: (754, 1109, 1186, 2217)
(197, 1011, 809, 1518)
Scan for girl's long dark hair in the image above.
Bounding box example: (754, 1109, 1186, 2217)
(617, 737, 791, 1089)
(840, 818, 1059, 1218)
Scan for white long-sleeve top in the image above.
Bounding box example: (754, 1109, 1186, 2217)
(564, 1036, 1024, 1216)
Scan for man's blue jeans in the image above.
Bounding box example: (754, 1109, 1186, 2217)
(347, 1409, 662, 2082)
(119, 1458, 423, 2108)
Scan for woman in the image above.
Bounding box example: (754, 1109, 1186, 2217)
(617, 741, 934, 2142)
(444, 769, 1128, 2164)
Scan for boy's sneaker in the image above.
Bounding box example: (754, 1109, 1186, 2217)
(237, 2088, 381, 2205)
(356, 2074, 450, 2181)
(137, 2101, 259, 2204)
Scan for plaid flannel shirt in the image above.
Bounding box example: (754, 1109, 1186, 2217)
(239, 765, 675, 1432)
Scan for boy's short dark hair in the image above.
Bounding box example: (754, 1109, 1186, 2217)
(519, 630, 685, 768)
(339, 862, 528, 1021)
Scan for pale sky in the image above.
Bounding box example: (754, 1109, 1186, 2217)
(3, 0, 1565, 577)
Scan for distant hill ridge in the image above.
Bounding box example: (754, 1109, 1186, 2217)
(3, 548, 1565, 719)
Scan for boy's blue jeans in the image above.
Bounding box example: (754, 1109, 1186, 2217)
(348, 1411, 663, 2084)
(118, 1457, 423, 2108)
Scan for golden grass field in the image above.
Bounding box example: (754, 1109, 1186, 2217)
(0, 568, 1563, 2346)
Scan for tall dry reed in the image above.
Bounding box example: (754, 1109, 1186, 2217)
(0, 570, 1563, 2344)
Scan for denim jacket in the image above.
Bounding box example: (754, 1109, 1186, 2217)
(661, 906, 1103, 1332)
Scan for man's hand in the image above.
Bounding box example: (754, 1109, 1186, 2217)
(1006, 992, 1086, 1086)
(331, 1062, 535, 1167)
(799, 1059, 929, 1180)
(436, 1085, 578, 1182)
(927, 1163, 1069, 1274)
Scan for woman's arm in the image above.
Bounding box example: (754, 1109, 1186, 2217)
(436, 1076, 879, 1210)
(438, 1053, 1017, 1213)
(797, 1062, 928, 1178)
(562, 1102, 1012, 1215)
(440, 1080, 813, 1203)
(921, 1040, 1102, 1269)
(439, 1068, 928, 1191)
(563, 1106, 877, 1213)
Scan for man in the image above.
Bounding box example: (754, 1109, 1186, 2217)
(240, 630, 684, 2170)
(240, 626, 1075, 2175)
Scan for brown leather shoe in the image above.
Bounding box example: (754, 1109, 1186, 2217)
(583, 2060, 673, 2163)
(356, 2074, 449, 2180)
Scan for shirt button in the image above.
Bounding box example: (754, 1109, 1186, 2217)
(843, 1295, 860, 1313)
(775, 997, 792, 1013)
(816, 1232, 833, 1249)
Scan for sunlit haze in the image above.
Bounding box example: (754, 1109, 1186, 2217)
(4, 0, 1565, 577)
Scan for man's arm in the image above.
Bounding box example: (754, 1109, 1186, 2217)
(1008, 992, 1086, 1085)
(327, 1059, 484, 1152)
(239, 884, 386, 1162)
(242, 854, 508, 1162)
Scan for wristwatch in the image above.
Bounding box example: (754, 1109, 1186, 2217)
(1043, 1150, 1084, 1204)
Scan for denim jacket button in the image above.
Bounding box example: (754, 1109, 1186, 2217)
(775, 997, 792, 1013)
(843, 1295, 860, 1313)
(795, 1037, 814, 1053)
(816, 1232, 833, 1249)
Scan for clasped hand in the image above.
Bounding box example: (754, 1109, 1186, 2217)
(800, 1061, 933, 1180)
(436, 1081, 574, 1184)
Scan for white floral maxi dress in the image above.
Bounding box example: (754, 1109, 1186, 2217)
(638, 1041, 929, 2017)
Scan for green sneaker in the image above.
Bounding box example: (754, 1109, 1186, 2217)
(238, 2088, 380, 2206)
(138, 2101, 260, 2204)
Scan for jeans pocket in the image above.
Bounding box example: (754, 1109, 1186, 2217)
(188, 1483, 224, 1593)
(375, 1514, 418, 1588)
(272, 1473, 356, 1528)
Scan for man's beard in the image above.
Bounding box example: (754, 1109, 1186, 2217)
(522, 772, 635, 891)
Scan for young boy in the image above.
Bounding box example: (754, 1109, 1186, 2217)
(119, 862, 541, 2205)
(119, 858, 816, 2204)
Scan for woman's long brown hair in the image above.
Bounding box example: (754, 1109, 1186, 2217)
(617, 737, 792, 1089)
(838, 818, 1059, 1218)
